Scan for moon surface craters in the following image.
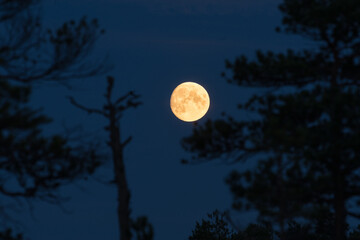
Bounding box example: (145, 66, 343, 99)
(170, 82, 210, 122)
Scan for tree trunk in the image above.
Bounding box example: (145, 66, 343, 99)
(276, 156, 286, 239)
(116, 161, 131, 240)
(334, 171, 346, 240)
(69, 78, 137, 240)
(109, 109, 132, 240)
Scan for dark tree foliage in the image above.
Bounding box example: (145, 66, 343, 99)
(0, 0, 106, 84)
(189, 211, 360, 240)
(0, 80, 101, 201)
(70, 77, 152, 240)
(0, 0, 37, 22)
(0, 229, 23, 240)
(0, 0, 106, 236)
(182, 1, 360, 240)
(189, 211, 245, 240)
(222, 87, 360, 226)
(222, 0, 360, 88)
(131, 216, 154, 240)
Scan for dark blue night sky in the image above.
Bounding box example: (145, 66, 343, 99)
(14, 1, 307, 239)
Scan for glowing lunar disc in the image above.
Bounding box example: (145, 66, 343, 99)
(170, 82, 210, 122)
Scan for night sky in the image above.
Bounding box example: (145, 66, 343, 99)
(16, 0, 307, 239)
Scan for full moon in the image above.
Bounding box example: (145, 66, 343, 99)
(170, 82, 210, 122)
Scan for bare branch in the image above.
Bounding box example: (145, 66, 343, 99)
(68, 96, 106, 116)
(121, 136, 132, 148)
(347, 211, 360, 219)
(115, 91, 134, 105)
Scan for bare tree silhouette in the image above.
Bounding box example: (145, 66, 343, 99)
(70, 76, 153, 240)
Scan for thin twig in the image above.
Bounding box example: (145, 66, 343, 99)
(68, 96, 106, 116)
